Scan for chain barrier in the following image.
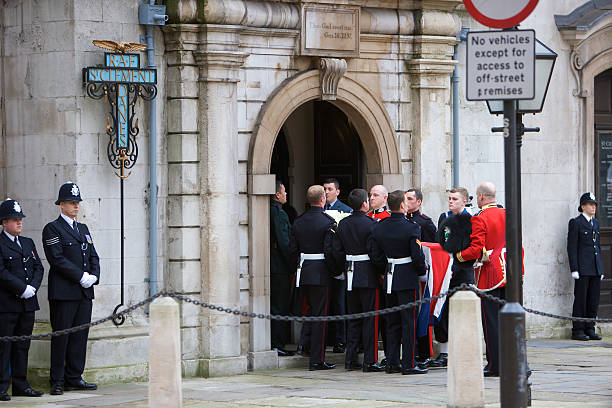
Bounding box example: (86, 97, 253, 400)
(1, 284, 610, 343)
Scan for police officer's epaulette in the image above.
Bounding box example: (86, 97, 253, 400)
(323, 212, 336, 222)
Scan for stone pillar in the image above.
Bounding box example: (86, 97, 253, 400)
(406, 10, 460, 212)
(149, 297, 182, 408)
(195, 24, 249, 377)
(447, 291, 485, 408)
(163, 25, 204, 377)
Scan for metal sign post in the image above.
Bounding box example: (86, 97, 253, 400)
(83, 43, 158, 326)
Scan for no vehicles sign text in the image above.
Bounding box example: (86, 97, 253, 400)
(466, 30, 535, 101)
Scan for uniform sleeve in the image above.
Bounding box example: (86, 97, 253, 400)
(410, 236, 426, 276)
(331, 226, 346, 273)
(457, 215, 486, 262)
(42, 224, 84, 283)
(423, 218, 437, 243)
(0, 248, 27, 295)
(324, 222, 340, 276)
(289, 225, 299, 273)
(30, 239, 45, 290)
(88, 238, 101, 284)
(275, 210, 291, 262)
(567, 218, 579, 272)
(368, 228, 387, 274)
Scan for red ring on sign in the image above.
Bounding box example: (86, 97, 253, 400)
(463, 0, 539, 29)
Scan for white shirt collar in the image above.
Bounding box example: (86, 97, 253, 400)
(582, 213, 592, 222)
(60, 213, 75, 225)
(3, 230, 17, 241)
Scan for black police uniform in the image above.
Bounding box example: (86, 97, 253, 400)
(289, 206, 336, 368)
(332, 211, 381, 367)
(567, 193, 604, 338)
(370, 213, 426, 372)
(42, 183, 100, 389)
(270, 200, 292, 352)
(0, 200, 44, 398)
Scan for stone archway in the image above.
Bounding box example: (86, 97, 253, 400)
(246, 69, 402, 370)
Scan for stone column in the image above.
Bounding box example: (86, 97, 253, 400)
(405, 10, 460, 211)
(195, 24, 249, 377)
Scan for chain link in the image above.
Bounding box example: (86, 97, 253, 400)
(1, 284, 610, 343)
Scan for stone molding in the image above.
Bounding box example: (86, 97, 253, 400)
(319, 58, 347, 101)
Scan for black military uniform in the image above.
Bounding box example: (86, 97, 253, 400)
(270, 199, 292, 354)
(289, 206, 336, 370)
(567, 192, 604, 340)
(370, 213, 427, 374)
(42, 183, 100, 394)
(332, 211, 384, 371)
(0, 200, 44, 400)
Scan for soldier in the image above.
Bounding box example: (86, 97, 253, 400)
(0, 199, 44, 401)
(270, 181, 294, 356)
(431, 187, 475, 368)
(370, 190, 428, 375)
(290, 185, 337, 370)
(455, 182, 506, 377)
(332, 189, 385, 372)
(43, 182, 100, 395)
(567, 192, 604, 341)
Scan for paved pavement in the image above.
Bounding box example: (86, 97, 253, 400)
(5, 339, 612, 407)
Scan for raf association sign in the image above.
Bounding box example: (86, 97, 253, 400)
(301, 4, 360, 57)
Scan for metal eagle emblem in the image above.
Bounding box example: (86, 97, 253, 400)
(92, 40, 147, 54)
(13, 201, 21, 213)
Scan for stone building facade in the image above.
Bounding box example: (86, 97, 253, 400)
(0, 0, 611, 382)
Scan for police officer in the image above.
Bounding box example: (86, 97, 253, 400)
(270, 181, 294, 356)
(290, 185, 337, 370)
(0, 199, 44, 401)
(567, 192, 604, 341)
(42, 182, 100, 395)
(332, 189, 385, 372)
(370, 190, 428, 375)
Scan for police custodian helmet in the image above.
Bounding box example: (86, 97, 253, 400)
(0, 198, 26, 221)
(578, 192, 597, 212)
(55, 181, 83, 205)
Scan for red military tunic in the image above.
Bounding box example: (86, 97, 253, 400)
(456, 203, 506, 290)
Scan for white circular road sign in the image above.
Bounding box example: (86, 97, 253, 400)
(463, 0, 539, 29)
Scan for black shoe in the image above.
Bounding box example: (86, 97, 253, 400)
(296, 344, 310, 357)
(0, 392, 10, 401)
(363, 362, 385, 372)
(12, 387, 43, 397)
(50, 383, 63, 395)
(585, 330, 602, 340)
(483, 369, 499, 377)
(429, 353, 448, 368)
(333, 343, 346, 353)
(274, 347, 295, 357)
(309, 361, 336, 371)
(385, 364, 402, 374)
(64, 380, 97, 391)
(345, 361, 362, 370)
(402, 366, 428, 375)
(416, 358, 432, 369)
(571, 332, 590, 341)
(379, 358, 387, 368)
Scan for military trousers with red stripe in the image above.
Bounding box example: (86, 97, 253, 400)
(301, 285, 330, 365)
(345, 287, 380, 365)
(385, 289, 418, 369)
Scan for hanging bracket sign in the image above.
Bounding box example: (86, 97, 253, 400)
(463, 0, 539, 29)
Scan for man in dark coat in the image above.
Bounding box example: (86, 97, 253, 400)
(567, 192, 604, 341)
(370, 190, 428, 375)
(0, 199, 44, 401)
(332, 189, 385, 372)
(432, 187, 475, 368)
(270, 181, 294, 356)
(42, 182, 100, 395)
(290, 185, 337, 370)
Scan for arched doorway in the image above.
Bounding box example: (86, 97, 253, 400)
(246, 69, 403, 369)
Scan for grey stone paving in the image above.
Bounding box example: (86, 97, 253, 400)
(4, 339, 612, 407)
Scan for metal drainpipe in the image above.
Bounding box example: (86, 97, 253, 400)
(145, 0, 157, 297)
(452, 28, 469, 187)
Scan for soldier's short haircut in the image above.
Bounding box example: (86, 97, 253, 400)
(307, 185, 325, 205)
(406, 188, 423, 202)
(323, 178, 340, 190)
(450, 187, 469, 201)
(348, 189, 368, 211)
(476, 182, 496, 199)
(388, 190, 406, 211)
(275, 180, 284, 194)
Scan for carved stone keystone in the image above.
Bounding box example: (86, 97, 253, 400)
(319, 58, 347, 101)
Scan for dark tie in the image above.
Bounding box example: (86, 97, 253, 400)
(325, 203, 330, 210)
(73, 221, 79, 232)
(14, 237, 21, 248)
(590, 219, 594, 227)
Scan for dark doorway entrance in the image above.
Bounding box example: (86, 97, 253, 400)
(594, 68, 612, 317)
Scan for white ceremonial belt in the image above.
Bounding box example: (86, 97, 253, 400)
(296, 253, 325, 288)
(345, 254, 370, 291)
(386, 257, 412, 294)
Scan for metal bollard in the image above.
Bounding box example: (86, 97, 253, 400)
(149, 297, 182, 408)
(447, 291, 485, 408)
